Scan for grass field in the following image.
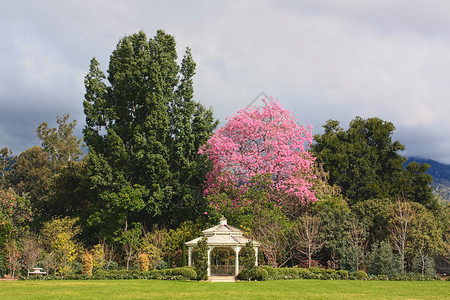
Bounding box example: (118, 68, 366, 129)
(0, 279, 448, 299)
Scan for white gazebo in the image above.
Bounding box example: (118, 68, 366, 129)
(186, 216, 260, 277)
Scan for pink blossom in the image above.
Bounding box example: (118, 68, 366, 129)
(200, 98, 317, 209)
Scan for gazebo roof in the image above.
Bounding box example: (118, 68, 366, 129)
(185, 216, 260, 247)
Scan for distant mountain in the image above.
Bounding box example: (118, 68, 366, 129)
(407, 157, 450, 202)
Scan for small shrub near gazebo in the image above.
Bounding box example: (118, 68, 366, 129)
(193, 237, 208, 280)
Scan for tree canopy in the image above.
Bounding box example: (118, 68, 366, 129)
(82, 30, 217, 238)
(312, 117, 434, 207)
(200, 99, 316, 213)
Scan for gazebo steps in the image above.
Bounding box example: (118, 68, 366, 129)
(209, 276, 237, 282)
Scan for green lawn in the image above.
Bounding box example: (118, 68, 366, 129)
(0, 279, 448, 299)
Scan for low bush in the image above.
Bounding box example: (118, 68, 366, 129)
(278, 267, 300, 279)
(254, 268, 268, 281)
(354, 270, 369, 280)
(337, 270, 349, 279)
(237, 268, 255, 281)
(297, 268, 311, 278)
(168, 267, 197, 280)
(19, 267, 442, 282)
(308, 267, 326, 274)
(259, 265, 278, 279)
(306, 273, 321, 280)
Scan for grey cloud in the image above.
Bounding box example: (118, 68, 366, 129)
(1, 0, 450, 164)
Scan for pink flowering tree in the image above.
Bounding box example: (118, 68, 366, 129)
(200, 99, 317, 216)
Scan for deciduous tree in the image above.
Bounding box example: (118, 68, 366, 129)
(22, 232, 42, 277)
(41, 217, 80, 277)
(293, 213, 324, 268)
(200, 99, 316, 213)
(36, 113, 83, 168)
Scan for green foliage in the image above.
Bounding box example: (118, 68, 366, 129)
(117, 223, 142, 271)
(297, 268, 311, 277)
(254, 267, 268, 281)
(241, 241, 256, 270)
(166, 220, 202, 253)
(337, 269, 349, 279)
(193, 237, 208, 280)
(41, 217, 80, 276)
(0, 189, 32, 244)
(91, 244, 105, 269)
(259, 265, 278, 278)
(312, 117, 434, 207)
(352, 199, 392, 247)
(82, 30, 217, 239)
(156, 259, 168, 270)
(412, 254, 435, 276)
(8, 146, 52, 215)
(353, 270, 368, 279)
(368, 241, 401, 275)
(168, 267, 197, 280)
(338, 245, 365, 273)
(237, 268, 255, 281)
(308, 267, 326, 274)
(45, 160, 89, 222)
(36, 113, 83, 167)
(140, 227, 167, 269)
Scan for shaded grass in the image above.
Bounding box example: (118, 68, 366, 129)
(0, 279, 448, 299)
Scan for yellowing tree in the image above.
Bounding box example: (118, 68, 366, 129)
(41, 217, 80, 277)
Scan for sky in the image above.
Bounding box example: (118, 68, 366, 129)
(1, 0, 450, 164)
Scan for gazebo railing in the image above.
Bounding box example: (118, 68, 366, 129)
(210, 265, 243, 276)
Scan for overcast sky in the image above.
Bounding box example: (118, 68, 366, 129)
(1, 0, 450, 164)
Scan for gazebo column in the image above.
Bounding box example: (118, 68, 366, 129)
(234, 246, 242, 276)
(188, 246, 192, 266)
(254, 246, 258, 266)
(207, 246, 213, 277)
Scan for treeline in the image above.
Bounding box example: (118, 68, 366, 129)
(0, 30, 449, 279)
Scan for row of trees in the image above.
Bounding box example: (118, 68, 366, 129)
(0, 30, 448, 278)
(199, 101, 448, 275)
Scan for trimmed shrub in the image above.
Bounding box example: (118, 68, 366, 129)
(297, 268, 311, 278)
(156, 259, 168, 270)
(137, 253, 150, 272)
(354, 270, 369, 280)
(278, 267, 300, 279)
(260, 265, 278, 279)
(306, 273, 321, 279)
(194, 237, 208, 280)
(309, 267, 326, 274)
(254, 268, 268, 281)
(337, 269, 349, 279)
(170, 267, 197, 280)
(148, 269, 164, 279)
(237, 268, 255, 281)
(241, 241, 256, 270)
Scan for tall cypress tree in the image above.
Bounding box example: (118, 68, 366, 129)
(83, 31, 217, 239)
